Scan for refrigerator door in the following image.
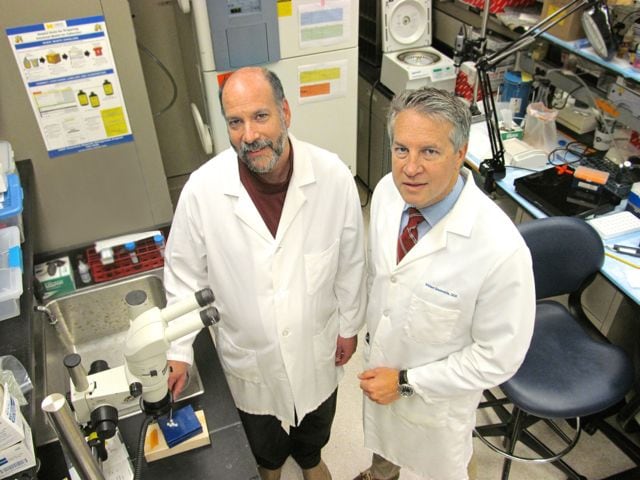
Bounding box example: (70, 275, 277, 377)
(203, 47, 358, 173)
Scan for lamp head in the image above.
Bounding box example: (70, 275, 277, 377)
(581, 0, 617, 60)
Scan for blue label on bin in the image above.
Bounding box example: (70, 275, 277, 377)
(8, 246, 22, 271)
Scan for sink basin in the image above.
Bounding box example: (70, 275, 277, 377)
(33, 269, 204, 446)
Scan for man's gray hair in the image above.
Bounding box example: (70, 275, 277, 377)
(218, 67, 286, 115)
(387, 87, 471, 152)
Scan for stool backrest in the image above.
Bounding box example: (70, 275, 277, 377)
(517, 217, 604, 300)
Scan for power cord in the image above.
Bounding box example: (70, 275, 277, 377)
(137, 41, 178, 118)
(134, 415, 153, 480)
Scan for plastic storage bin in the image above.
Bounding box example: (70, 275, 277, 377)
(0, 174, 23, 243)
(0, 227, 22, 322)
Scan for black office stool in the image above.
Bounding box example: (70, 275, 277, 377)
(474, 216, 635, 480)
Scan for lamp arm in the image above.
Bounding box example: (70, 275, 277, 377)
(475, 0, 596, 191)
(480, 0, 594, 70)
(478, 66, 506, 192)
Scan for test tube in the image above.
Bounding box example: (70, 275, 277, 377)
(124, 242, 139, 264)
(154, 233, 165, 258)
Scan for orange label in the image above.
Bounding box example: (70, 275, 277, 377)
(217, 71, 234, 87)
(299, 82, 330, 97)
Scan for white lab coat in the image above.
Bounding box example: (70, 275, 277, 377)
(165, 134, 366, 425)
(363, 168, 535, 480)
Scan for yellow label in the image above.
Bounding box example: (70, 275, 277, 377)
(300, 67, 341, 84)
(277, 0, 292, 17)
(101, 107, 128, 136)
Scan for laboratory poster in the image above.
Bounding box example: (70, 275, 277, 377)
(6, 16, 133, 158)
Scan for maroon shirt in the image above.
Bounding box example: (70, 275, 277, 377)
(238, 149, 293, 238)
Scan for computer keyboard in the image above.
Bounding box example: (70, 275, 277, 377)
(588, 211, 640, 239)
(581, 156, 640, 197)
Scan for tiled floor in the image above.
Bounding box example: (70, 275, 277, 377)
(279, 183, 639, 479)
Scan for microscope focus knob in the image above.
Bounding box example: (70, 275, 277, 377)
(200, 306, 220, 326)
(129, 382, 143, 398)
(63, 353, 89, 393)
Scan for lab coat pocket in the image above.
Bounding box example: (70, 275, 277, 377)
(216, 328, 261, 383)
(304, 238, 340, 295)
(391, 394, 449, 428)
(404, 296, 459, 345)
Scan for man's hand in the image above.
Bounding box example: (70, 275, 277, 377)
(358, 367, 400, 405)
(335, 335, 357, 366)
(167, 360, 190, 398)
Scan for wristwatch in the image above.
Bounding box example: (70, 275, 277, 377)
(398, 369, 415, 398)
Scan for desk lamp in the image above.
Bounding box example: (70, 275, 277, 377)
(463, 0, 616, 191)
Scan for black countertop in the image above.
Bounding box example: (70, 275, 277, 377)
(37, 330, 260, 480)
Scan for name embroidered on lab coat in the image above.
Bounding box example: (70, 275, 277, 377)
(424, 282, 458, 298)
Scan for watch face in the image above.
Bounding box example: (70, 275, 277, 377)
(398, 383, 415, 398)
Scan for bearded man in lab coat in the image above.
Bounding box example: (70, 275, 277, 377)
(164, 67, 366, 480)
(355, 88, 535, 480)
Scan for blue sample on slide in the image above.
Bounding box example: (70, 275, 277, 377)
(158, 404, 203, 448)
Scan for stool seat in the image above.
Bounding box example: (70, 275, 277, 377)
(502, 301, 634, 419)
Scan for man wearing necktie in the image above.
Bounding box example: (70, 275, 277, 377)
(355, 88, 536, 480)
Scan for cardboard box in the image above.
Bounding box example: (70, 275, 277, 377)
(500, 125, 524, 140)
(0, 384, 23, 451)
(541, 0, 586, 41)
(0, 417, 36, 479)
(34, 255, 75, 301)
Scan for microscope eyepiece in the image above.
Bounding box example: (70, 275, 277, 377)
(200, 306, 220, 327)
(195, 288, 215, 306)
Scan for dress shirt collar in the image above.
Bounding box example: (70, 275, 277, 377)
(403, 174, 465, 229)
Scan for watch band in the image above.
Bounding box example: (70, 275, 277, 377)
(397, 369, 414, 398)
(399, 369, 409, 386)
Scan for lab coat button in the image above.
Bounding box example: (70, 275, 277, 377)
(282, 329, 290, 337)
(383, 309, 390, 317)
(390, 276, 397, 283)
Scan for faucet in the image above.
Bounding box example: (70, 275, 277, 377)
(35, 305, 75, 354)
(35, 305, 57, 325)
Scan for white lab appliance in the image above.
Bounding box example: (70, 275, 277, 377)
(179, 0, 359, 173)
(380, 0, 456, 95)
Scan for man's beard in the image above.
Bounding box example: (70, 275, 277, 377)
(237, 126, 288, 174)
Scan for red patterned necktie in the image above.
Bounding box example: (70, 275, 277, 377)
(397, 207, 425, 263)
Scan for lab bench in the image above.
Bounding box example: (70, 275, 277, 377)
(0, 160, 258, 479)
